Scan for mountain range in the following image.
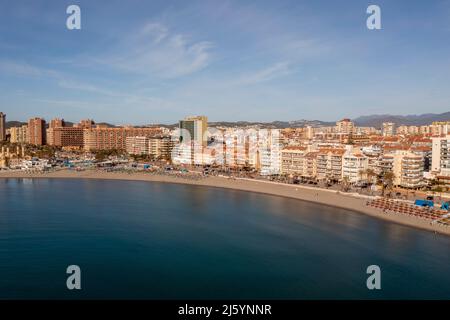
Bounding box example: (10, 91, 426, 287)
(352, 112, 450, 127)
(4, 112, 450, 129)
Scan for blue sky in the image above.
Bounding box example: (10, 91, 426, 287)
(0, 0, 450, 124)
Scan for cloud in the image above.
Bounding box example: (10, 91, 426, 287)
(0, 60, 59, 78)
(235, 62, 293, 85)
(57, 79, 122, 97)
(0, 59, 122, 97)
(102, 22, 214, 78)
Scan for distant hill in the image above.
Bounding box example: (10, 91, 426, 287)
(5, 112, 449, 130)
(207, 119, 334, 129)
(95, 122, 116, 128)
(5, 121, 27, 129)
(353, 112, 450, 128)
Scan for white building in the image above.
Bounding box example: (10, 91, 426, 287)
(432, 135, 450, 176)
(260, 129, 282, 176)
(382, 122, 396, 137)
(342, 152, 369, 183)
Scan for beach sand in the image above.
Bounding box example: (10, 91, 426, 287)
(1, 169, 449, 236)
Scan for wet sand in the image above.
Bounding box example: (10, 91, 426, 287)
(1, 169, 449, 236)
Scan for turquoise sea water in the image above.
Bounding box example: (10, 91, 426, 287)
(0, 178, 449, 299)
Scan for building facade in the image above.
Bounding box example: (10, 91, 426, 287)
(83, 127, 162, 151)
(28, 118, 46, 145)
(0, 112, 5, 141)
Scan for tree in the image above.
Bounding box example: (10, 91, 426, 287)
(341, 176, 351, 192)
(365, 169, 376, 185)
(380, 171, 395, 196)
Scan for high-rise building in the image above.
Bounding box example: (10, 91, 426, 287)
(179, 116, 208, 147)
(0, 112, 6, 141)
(432, 135, 450, 176)
(381, 150, 424, 188)
(75, 119, 95, 129)
(28, 118, 46, 145)
(9, 125, 28, 144)
(382, 122, 396, 137)
(49, 118, 65, 129)
(260, 129, 282, 176)
(336, 119, 354, 134)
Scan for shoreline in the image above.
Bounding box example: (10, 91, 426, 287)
(1, 169, 450, 236)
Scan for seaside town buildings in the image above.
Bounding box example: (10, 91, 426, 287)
(2, 110, 450, 190)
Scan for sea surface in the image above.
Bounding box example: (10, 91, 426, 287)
(0, 178, 449, 299)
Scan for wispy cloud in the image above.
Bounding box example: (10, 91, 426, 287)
(101, 22, 214, 78)
(0, 60, 59, 78)
(234, 62, 293, 85)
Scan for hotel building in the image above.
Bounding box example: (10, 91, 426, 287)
(83, 127, 162, 151)
(179, 116, 208, 147)
(28, 117, 46, 145)
(52, 127, 84, 148)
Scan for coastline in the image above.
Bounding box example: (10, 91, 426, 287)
(1, 169, 449, 236)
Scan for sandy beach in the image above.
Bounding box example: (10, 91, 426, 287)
(1, 169, 449, 236)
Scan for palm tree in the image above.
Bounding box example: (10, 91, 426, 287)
(380, 171, 395, 197)
(341, 176, 351, 192)
(365, 169, 376, 185)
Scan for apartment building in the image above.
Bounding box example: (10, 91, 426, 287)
(260, 129, 282, 176)
(401, 152, 425, 188)
(126, 136, 149, 155)
(382, 122, 396, 137)
(303, 152, 318, 178)
(9, 125, 28, 144)
(316, 148, 346, 181)
(431, 135, 450, 176)
(342, 152, 369, 183)
(281, 146, 307, 175)
(28, 117, 46, 145)
(336, 119, 354, 134)
(381, 150, 424, 188)
(126, 136, 175, 160)
(83, 127, 162, 151)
